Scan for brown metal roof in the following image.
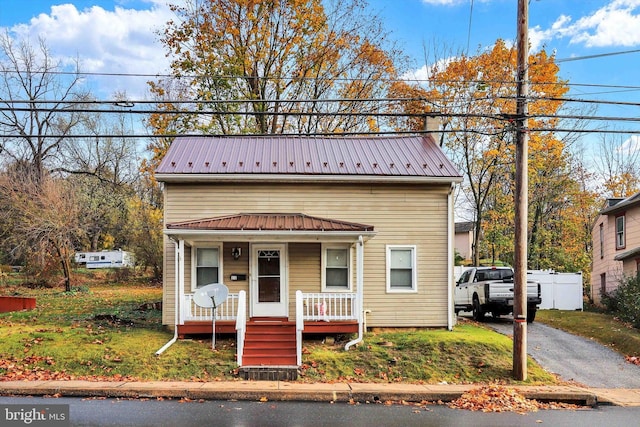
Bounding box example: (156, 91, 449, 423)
(155, 135, 461, 179)
(166, 213, 374, 232)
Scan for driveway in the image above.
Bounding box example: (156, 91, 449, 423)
(469, 315, 640, 388)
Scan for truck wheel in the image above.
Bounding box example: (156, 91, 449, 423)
(527, 308, 537, 323)
(472, 298, 485, 322)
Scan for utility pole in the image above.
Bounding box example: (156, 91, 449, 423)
(513, 0, 529, 380)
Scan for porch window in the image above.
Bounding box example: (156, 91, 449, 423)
(616, 215, 625, 249)
(194, 247, 221, 289)
(322, 245, 350, 291)
(386, 245, 417, 293)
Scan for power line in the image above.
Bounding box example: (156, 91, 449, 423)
(5, 68, 640, 94)
(555, 48, 640, 63)
(5, 125, 640, 140)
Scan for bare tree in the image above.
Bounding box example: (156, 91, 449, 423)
(0, 167, 84, 291)
(592, 132, 640, 198)
(0, 33, 89, 180)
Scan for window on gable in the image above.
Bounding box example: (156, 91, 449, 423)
(323, 245, 350, 290)
(616, 215, 625, 249)
(195, 247, 220, 289)
(386, 245, 417, 292)
(599, 223, 604, 259)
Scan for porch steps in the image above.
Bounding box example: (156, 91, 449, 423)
(241, 318, 297, 368)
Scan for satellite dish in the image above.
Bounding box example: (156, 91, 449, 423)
(192, 283, 229, 350)
(193, 283, 229, 308)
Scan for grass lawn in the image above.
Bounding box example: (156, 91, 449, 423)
(0, 270, 557, 384)
(536, 309, 640, 359)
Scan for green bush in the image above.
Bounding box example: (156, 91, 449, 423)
(602, 276, 640, 328)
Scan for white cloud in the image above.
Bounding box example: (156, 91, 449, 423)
(533, 0, 640, 48)
(6, 2, 175, 98)
(529, 15, 573, 51)
(618, 135, 640, 154)
(569, 0, 640, 47)
(402, 64, 431, 82)
(402, 56, 457, 85)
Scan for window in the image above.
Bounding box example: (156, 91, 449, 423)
(322, 245, 350, 290)
(386, 245, 417, 292)
(600, 273, 606, 296)
(194, 247, 221, 289)
(616, 215, 625, 249)
(457, 269, 471, 285)
(599, 223, 604, 259)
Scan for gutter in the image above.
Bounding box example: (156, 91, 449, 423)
(155, 173, 463, 185)
(156, 237, 180, 356)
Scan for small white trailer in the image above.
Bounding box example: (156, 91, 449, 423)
(527, 270, 583, 310)
(75, 250, 135, 269)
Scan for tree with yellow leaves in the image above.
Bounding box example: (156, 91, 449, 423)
(391, 40, 594, 273)
(145, 0, 404, 172)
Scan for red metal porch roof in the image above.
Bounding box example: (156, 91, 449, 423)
(166, 213, 374, 232)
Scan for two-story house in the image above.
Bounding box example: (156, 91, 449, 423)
(591, 191, 640, 304)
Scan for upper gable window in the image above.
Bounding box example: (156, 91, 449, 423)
(616, 215, 625, 249)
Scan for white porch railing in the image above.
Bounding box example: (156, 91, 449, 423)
(182, 293, 240, 322)
(300, 292, 358, 321)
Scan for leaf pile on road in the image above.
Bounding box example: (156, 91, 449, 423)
(626, 355, 640, 366)
(0, 356, 137, 382)
(448, 384, 580, 413)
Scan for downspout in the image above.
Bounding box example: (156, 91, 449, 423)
(345, 235, 365, 350)
(447, 183, 455, 331)
(156, 237, 181, 355)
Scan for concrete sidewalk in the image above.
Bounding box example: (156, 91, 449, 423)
(2, 380, 639, 407)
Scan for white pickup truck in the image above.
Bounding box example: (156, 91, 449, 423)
(454, 267, 541, 323)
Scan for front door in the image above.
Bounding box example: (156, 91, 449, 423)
(250, 244, 288, 317)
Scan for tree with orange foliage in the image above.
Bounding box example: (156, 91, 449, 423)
(391, 40, 595, 273)
(145, 0, 404, 173)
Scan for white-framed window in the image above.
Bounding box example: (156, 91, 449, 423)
(616, 215, 625, 249)
(192, 245, 222, 291)
(322, 244, 351, 291)
(386, 245, 417, 293)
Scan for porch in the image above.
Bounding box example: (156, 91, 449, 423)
(177, 290, 361, 337)
(175, 290, 362, 367)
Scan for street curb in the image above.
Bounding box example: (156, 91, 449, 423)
(0, 381, 602, 406)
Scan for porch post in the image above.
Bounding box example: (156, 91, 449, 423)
(356, 235, 364, 325)
(345, 235, 365, 350)
(178, 239, 185, 325)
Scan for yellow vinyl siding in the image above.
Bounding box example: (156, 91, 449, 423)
(163, 182, 451, 328)
(288, 243, 321, 317)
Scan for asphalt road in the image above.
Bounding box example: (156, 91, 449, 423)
(481, 315, 640, 388)
(2, 396, 640, 427)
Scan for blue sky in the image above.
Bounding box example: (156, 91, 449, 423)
(1, 0, 639, 152)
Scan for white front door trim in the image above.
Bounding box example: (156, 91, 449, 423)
(250, 243, 288, 317)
